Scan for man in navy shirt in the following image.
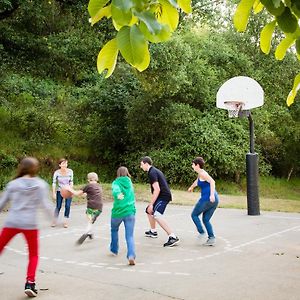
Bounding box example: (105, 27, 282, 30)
(140, 156, 179, 247)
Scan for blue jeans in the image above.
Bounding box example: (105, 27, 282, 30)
(110, 215, 135, 259)
(55, 191, 72, 218)
(191, 195, 219, 238)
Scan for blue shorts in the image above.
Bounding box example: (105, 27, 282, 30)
(146, 199, 169, 215)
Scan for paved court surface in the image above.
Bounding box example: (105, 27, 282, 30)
(0, 202, 299, 300)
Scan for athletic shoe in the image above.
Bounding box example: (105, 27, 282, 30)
(198, 232, 206, 239)
(203, 237, 216, 246)
(76, 233, 88, 245)
(24, 282, 38, 297)
(163, 236, 180, 247)
(145, 230, 158, 238)
(128, 257, 135, 266)
(63, 222, 68, 228)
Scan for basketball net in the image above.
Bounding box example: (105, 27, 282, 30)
(224, 101, 245, 118)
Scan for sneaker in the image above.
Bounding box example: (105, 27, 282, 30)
(203, 237, 216, 246)
(163, 236, 180, 247)
(128, 257, 135, 266)
(145, 230, 158, 238)
(198, 232, 206, 239)
(63, 222, 68, 228)
(76, 233, 88, 245)
(24, 282, 38, 297)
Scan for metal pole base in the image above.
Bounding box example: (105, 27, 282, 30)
(246, 153, 260, 215)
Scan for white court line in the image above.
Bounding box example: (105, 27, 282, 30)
(264, 215, 300, 220)
(225, 225, 300, 252)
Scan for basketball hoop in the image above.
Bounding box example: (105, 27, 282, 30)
(224, 101, 245, 118)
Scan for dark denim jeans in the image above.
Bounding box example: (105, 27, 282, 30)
(191, 194, 219, 238)
(55, 191, 72, 218)
(110, 215, 135, 259)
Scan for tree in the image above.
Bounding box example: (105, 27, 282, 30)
(233, 0, 300, 106)
(87, 0, 192, 77)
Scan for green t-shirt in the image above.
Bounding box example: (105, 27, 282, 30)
(111, 176, 136, 218)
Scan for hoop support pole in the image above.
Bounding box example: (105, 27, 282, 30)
(248, 113, 255, 154)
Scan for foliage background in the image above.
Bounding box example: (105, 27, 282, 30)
(0, 0, 299, 190)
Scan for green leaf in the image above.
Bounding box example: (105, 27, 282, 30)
(111, 0, 134, 27)
(166, 0, 178, 8)
(233, 0, 256, 32)
(260, 20, 276, 54)
(134, 11, 162, 35)
(296, 38, 300, 55)
(287, 73, 300, 106)
(157, 0, 179, 32)
(90, 5, 111, 26)
(275, 34, 296, 60)
(97, 38, 118, 78)
(261, 0, 285, 16)
(116, 25, 150, 71)
(272, 0, 282, 8)
(178, 0, 192, 13)
(253, 0, 264, 14)
(276, 7, 298, 33)
(291, 2, 300, 18)
(88, 0, 110, 18)
(139, 22, 171, 43)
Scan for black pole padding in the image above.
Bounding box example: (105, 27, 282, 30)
(248, 113, 255, 154)
(246, 153, 260, 215)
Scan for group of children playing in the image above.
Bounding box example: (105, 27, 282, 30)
(0, 155, 219, 297)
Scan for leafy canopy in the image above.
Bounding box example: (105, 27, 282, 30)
(234, 0, 300, 106)
(88, 0, 191, 77)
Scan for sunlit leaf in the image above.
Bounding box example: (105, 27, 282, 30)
(287, 73, 300, 106)
(275, 34, 296, 60)
(157, 0, 179, 32)
(88, 0, 110, 18)
(253, 0, 264, 14)
(111, 0, 133, 27)
(97, 38, 118, 78)
(260, 20, 276, 54)
(117, 25, 150, 71)
(90, 5, 111, 26)
(178, 0, 192, 13)
(233, 0, 256, 32)
(134, 11, 162, 35)
(139, 22, 171, 43)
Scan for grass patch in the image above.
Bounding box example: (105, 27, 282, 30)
(70, 179, 300, 213)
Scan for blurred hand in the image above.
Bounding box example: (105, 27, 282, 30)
(117, 193, 124, 200)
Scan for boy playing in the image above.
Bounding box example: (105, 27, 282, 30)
(68, 172, 103, 245)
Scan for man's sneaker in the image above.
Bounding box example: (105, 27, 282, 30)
(163, 236, 180, 247)
(145, 230, 158, 238)
(24, 282, 38, 297)
(128, 257, 136, 266)
(76, 233, 88, 245)
(203, 237, 216, 246)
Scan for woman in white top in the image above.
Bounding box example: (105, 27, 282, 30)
(52, 158, 74, 228)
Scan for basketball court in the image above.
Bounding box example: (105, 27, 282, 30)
(1, 201, 299, 300)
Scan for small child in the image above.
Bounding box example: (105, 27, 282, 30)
(68, 172, 103, 245)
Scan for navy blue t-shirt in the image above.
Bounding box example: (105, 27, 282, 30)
(148, 166, 172, 202)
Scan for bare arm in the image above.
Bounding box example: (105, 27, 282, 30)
(188, 178, 198, 192)
(147, 181, 160, 214)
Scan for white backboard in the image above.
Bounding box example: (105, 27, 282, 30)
(216, 76, 264, 110)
